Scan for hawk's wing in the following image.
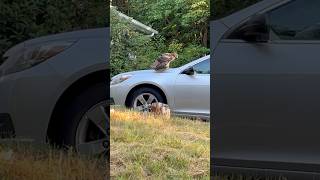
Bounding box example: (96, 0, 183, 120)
(150, 60, 160, 69)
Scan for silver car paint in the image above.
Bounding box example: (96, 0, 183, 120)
(111, 55, 210, 119)
(0, 28, 109, 142)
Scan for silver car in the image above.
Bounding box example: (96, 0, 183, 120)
(0, 28, 109, 154)
(110, 55, 210, 119)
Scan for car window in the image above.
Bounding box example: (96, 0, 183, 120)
(227, 0, 320, 41)
(267, 0, 320, 40)
(192, 59, 210, 74)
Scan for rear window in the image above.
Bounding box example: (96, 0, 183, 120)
(211, 0, 263, 20)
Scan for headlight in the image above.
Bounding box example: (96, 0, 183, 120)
(2, 41, 76, 75)
(111, 74, 132, 85)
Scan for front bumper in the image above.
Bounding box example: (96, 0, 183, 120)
(108, 98, 115, 105)
(0, 113, 15, 138)
(0, 73, 17, 138)
(0, 63, 63, 142)
(110, 84, 130, 106)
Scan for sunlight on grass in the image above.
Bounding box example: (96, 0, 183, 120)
(110, 108, 210, 179)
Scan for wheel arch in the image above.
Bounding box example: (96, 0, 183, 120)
(124, 83, 168, 107)
(46, 69, 109, 143)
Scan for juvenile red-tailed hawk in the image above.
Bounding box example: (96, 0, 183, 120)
(150, 53, 178, 71)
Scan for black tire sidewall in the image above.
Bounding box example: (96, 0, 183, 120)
(58, 83, 108, 148)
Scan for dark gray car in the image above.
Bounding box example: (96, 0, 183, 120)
(0, 28, 109, 155)
(212, 0, 320, 177)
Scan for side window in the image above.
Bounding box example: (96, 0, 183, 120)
(267, 0, 320, 40)
(192, 59, 210, 74)
(227, 0, 320, 41)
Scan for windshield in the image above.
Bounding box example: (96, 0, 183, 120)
(180, 56, 210, 69)
(211, 0, 263, 20)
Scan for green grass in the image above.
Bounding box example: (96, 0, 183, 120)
(110, 108, 210, 179)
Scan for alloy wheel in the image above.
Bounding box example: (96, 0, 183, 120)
(133, 93, 158, 112)
(75, 101, 108, 155)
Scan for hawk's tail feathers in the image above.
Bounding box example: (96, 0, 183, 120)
(150, 61, 159, 69)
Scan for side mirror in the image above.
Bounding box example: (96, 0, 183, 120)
(182, 67, 195, 75)
(233, 14, 270, 43)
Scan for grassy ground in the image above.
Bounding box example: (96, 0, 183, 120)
(0, 142, 107, 180)
(213, 175, 288, 180)
(110, 108, 210, 179)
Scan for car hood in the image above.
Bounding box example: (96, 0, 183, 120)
(121, 68, 178, 76)
(1, 28, 109, 66)
(112, 54, 210, 79)
(24, 28, 109, 47)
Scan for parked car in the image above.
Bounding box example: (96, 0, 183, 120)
(212, 0, 320, 178)
(110, 55, 210, 120)
(0, 28, 109, 155)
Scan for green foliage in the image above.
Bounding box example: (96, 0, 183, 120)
(110, 8, 164, 77)
(211, 0, 261, 20)
(128, 0, 209, 46)
(171, 44, 209, 68)
(0, 0, 108, 57)
(111, 0, 209, 76)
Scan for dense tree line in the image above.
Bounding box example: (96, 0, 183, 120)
(0, 0, 108, 58)
(111, 0, 210, 76)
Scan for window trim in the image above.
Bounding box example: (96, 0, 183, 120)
(223, 0, 320, 42)
(221, 39, 320, 44)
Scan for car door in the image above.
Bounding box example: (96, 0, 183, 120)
(213, 0, 320, 171)
(173, 58, 210, 118)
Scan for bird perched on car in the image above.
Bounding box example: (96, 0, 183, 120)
(150, 52, 178, 71)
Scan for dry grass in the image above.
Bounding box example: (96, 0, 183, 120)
(0, 142, 107, 180)
(213, 175, 288, 180)
(110, 108, 210, 179)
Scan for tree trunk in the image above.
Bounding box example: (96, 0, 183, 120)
(202, 24, 209, 48)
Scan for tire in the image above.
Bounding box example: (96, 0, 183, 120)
(128, 87, 165, 111)
(54, 82, 108, 155)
